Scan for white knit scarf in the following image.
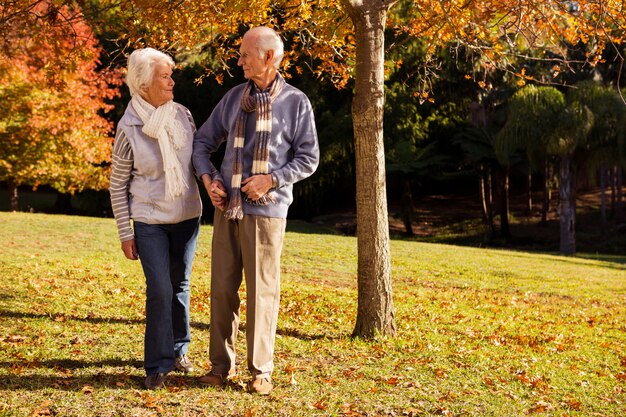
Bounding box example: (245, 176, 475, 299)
(131, 94, 188, 201)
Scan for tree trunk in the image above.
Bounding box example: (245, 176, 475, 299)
(617, 168, 623, 223)
(480, 163, 488, 222)
(541, 162, 551, 225)
(480, 165, 496, 237)
(8, 178, 19, 211)
(610, 166, 616, 218)
(526, 165, 532, 214)
(599, 167, 607, 235)
(486, 167, 495, 237)
(500, 168, 511, 240)
(401, 176, 414, 237)
(345, 0, 396, 338)
(559, 154, 576, 255)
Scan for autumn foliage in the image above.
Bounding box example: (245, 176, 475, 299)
(0, 1, 122, 209)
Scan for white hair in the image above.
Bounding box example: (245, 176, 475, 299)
(245, 26, 284, 69)
(125, 48, 175, 97)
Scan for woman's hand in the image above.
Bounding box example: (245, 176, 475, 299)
(121, 239, 138, 260)
(202, 174, 228, 210)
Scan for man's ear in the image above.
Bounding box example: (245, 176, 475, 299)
(266, 50, 274, 63)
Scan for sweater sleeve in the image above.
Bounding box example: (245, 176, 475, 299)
(109, 129, 134, 242)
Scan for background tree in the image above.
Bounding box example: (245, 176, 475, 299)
(0, 1, 122, 211)
(4, 0, 625, 335)
(567, 81, 625, 235)
(496, 85, 565, 230)
(114, 0, 626, 336)
(554, 97, 594, 255)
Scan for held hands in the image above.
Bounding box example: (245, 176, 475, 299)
(202, 174, 228, 211)
(242, 174, 273, 202)
(201, 173, 273, 209)
(121, 239, 138, 260)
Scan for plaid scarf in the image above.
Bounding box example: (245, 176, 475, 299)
(224, 74, 286, 220)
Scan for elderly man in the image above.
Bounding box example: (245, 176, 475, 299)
(192, 26, 319, 395)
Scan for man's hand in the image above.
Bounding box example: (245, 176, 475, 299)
(121, 239, 138, 260)
(202, 174, 228, 210)
(241, 174, 273, 202)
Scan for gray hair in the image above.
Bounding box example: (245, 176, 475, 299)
(246, 26, 284, 69)
(125, 48, 175, 97)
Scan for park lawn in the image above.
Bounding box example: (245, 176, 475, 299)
(0, 211, 625, 417)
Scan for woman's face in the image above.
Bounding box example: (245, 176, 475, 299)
(143, 62, 174, 107)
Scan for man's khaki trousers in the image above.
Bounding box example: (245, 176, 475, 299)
(209, 212, 286, 379)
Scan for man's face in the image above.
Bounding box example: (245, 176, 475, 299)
(238, 34, 272, 86)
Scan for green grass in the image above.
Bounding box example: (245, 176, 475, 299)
(1, 212, 625, 416)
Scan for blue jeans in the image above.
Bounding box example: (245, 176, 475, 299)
(134, 217, 200, 375)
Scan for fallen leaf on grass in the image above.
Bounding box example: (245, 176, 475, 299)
(528, 400, 554, 413)
(321, 377, 338, 386)
(340, 403, 364, 416)
(142, 392, 164, 413)
(434, 368, 447, 379)
(384, 376, 400, 385)
(342, 366, 364, 380)
(9, 363, 26, 375)
(4, 334, 27, 343)
(245, 406, 259, 416)
(81, 385, 94, 394)
(310, 400, 327, 410)
(434, 407, 454, 416)
(562, 398, 582, 410)
(30, 401, 52, 416)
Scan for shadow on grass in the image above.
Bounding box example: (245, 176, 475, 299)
(0, 310, 335, 341)
(276, 326, 341, 341)
(0, 372, 214, 391)
(0, 309, 211, 331)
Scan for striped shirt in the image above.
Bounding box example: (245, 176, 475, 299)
(109, 129, 134, 242)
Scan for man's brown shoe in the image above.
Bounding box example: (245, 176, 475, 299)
(198, 372, 229, 387)
(248, 377, 273, 395)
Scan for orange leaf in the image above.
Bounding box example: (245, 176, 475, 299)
(311, 400, 327, 410)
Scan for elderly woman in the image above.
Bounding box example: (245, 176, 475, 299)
(109, 48, 202, 390)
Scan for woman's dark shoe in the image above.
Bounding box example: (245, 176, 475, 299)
(174, 355, 194, 373)
(145, 372, 167, 390)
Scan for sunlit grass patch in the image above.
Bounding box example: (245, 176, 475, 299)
(1, 212, 625, 416)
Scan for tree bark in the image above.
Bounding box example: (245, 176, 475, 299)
(500, 169, 511, 240)
(526, 165, 532, 214)
(344, 0, 396, 338)
(480, 164, 496, 236)
(617, 168, 623, 223)
(610, 166, 616, 218)
(480, 163, 488, 221)
(559, 154, 576, 255)
(600, 167, 607, 235)
(8, 178, 19, 211)
(541, 162, 551, 225)
(401, 176, 414, 237)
